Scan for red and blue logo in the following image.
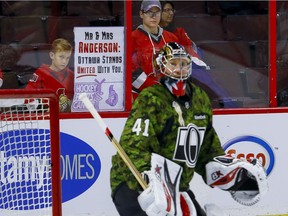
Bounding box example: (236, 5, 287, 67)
(222, 135, 275, 175)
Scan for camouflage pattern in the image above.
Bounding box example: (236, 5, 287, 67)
(110, 81, 225, 194)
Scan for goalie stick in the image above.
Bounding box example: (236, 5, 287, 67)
(79, 93, 148, 189)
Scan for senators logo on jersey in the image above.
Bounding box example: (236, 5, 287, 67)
(57, 88, 71, 112)
(173, 123, 206, 168)
(29, 73, 39, 82)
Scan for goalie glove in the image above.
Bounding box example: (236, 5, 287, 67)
(206, 155, 268, 206)
(137, 153, 183, 216)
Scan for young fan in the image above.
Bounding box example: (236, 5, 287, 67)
(110, 42, 268, 216)
(25, 38, 74, 112)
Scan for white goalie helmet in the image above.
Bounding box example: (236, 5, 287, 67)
(154, 42, 192, 97)
(154, 42, 192, 81)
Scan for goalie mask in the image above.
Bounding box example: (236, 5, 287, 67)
(154, 42, 192, 97)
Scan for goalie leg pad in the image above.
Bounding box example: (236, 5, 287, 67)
(180, 192, 197, 216)
(138, 153, 183, 216)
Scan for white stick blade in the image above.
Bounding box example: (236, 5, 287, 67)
(78, 92, 106, 132)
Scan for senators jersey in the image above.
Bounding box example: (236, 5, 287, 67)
(173, 27, 197, 54)
(132, 26, 179, 95)
(110, 81, 225, 193)
(173, 27, 208, 69)
(25, 64, 74, 112)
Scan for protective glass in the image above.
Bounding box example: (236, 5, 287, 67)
(143, 10, 161, 18)
(162, 8, 176, 14)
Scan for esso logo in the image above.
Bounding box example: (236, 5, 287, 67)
(226, 149, 266, 165)
(222, 135, 275, 175)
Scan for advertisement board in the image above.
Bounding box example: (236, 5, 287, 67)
(61, 113, 288, 215)
(1, 114, 287, 215)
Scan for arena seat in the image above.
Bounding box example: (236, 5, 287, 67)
(193, 67, 268, 108)
(66, 1, 114, 16)
(197, 40, 268, 68)
(277, 40, 288, 64)
(47, 16, 90, 43)
(239, 67, 268, 99)
(173, 1, 208, 15)
(174, 15, 226, 41)
(17, 44, 51, 69)
(277, 12, 288, 40)
(0, 17, 48, 44)
(223, 14, 268, 41)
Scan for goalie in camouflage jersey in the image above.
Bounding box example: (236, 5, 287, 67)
(110, 42, 268, 216)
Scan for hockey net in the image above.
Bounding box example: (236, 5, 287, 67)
(0, 90, 61, 216)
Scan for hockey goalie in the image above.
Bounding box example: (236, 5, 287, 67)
(110, 40, 268, 216)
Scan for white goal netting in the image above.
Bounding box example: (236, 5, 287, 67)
(0, 96, 59, 216)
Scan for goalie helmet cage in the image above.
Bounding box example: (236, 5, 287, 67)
(0, 89, 62, 216)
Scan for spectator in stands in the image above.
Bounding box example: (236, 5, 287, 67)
(277, 88, 288, 106)
(131, 0, 180, 99)
(0, 44, 35, 89)
(159, 0, 207, 68)
(25, 38, 74, 112)
(0, 44, 19, 89)
(0, 44, 20, 70)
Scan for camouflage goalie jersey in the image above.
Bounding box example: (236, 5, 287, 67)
(110, 81, 225, 194)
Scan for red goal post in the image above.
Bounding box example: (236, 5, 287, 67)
(0, 89, 61, 216)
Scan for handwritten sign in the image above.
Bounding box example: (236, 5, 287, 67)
(72, 27, 125, 112)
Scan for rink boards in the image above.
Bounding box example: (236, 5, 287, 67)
(0, 113, 288, 216)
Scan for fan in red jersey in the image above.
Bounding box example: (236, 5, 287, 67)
(25, 38, 74, 112)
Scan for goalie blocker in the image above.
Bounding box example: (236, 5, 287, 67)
(206, 155, 268, 206)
